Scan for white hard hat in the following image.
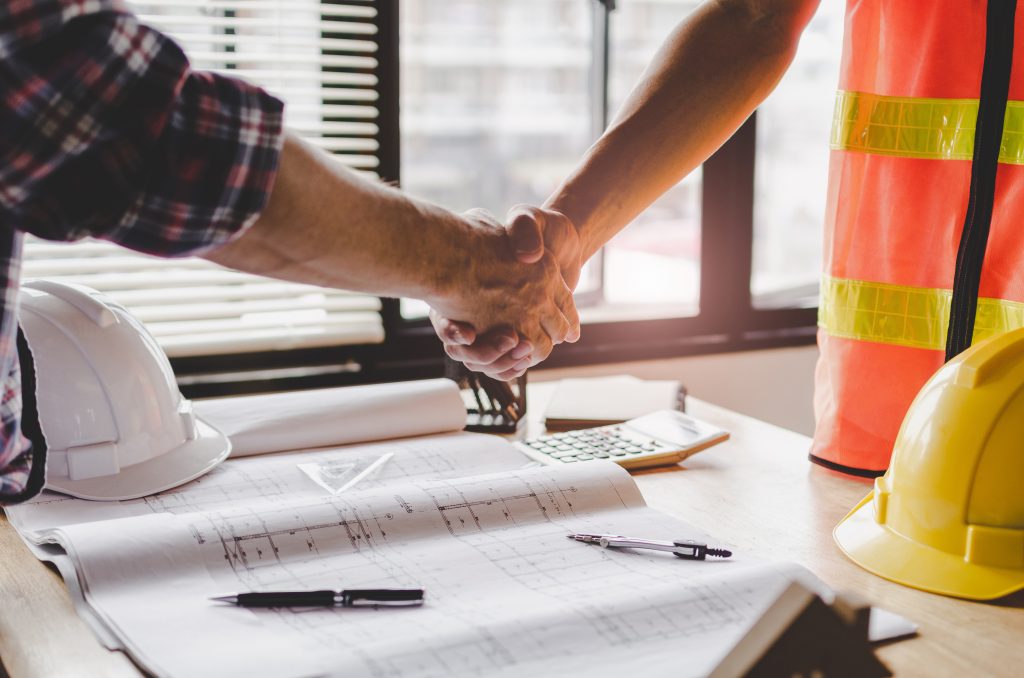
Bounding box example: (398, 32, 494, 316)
(18, 280, 230, 501)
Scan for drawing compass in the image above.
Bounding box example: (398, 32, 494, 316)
(567, 533, 732, 560)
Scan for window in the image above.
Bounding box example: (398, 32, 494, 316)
(22, 0, 836, 396)
(597, 0, 701, 318)
(397, 0, 598, 319)
(752, 4, 843, 309)
(394, 0, 831, 370)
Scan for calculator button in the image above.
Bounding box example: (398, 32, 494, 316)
(560, 456, 578, 463)
(550, 451, 577, 459)
(625, 447, 644, 454)
(608, 449, 627, 457)
(593, 451, 610, 459)
(576, 454, 594, 461)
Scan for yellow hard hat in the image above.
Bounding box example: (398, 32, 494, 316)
(834, 326, 1024, 600)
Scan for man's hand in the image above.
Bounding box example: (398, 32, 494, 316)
(428, 207, 581, 380)
(432, 205, 584, 380)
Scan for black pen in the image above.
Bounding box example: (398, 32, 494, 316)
(210, 588, 425, 608)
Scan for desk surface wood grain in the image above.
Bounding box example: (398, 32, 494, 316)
(1, 387, 1021, 676)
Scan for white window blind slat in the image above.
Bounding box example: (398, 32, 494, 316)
(287, 121, 378, 136)
(25, 255, 210, 276)
(102, 282, 367, 306)
(136, 15, 378, 34)
(167, 34, 377, 52)
(135, 0, 375, 17)
(207, 70, 377, 88)
(21, 1, 387, 357)
(28, 267, 276, 291)
(188, 53, 377, 69)
(130, 296, 380, 323)
(146, 311, 383, 338)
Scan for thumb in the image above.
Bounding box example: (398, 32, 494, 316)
(507, 207, 544, 263)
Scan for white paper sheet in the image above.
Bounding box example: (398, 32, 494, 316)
(8, 432, 523, 538)
(37, 461, 805, 678)
(8, 383, 915, 676)
(193, 378, 467, 457)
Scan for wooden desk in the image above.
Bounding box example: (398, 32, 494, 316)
(2, 392, 1021, 676)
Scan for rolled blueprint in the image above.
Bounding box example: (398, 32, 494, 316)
(195, 378, 466, 457)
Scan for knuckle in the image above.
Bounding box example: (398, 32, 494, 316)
(441, 324, 461, 343)
(444, 344, 465, 361)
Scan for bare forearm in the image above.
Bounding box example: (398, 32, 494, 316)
(548, 0, 818, 260)
(206, 132, 468, 304)
(207, 133, 578, 350)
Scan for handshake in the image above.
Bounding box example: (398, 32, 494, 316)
(427, 205, 585, 381)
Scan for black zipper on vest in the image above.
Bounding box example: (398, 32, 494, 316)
(945, 0, 1017, 361)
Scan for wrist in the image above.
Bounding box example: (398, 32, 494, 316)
(420, 210, 489, 312)
(544, 199, 598, 274)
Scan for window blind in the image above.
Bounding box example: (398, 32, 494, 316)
(21, 0, 390, 358)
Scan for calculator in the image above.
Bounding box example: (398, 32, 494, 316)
(515, 410, 730, 470)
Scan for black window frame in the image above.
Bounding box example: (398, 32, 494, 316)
(171, 0, 818, 399)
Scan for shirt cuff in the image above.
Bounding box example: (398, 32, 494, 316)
(101, 69, 286, 257)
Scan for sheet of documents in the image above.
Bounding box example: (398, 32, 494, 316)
(11, 433, 813, 678)
(194, 378, 467, 457)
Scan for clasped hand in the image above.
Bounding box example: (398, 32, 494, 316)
(430, 205, 583, 380)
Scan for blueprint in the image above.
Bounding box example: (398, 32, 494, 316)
(11, 432, 811, 678)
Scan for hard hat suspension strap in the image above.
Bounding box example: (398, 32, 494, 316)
(945, 0, 1018, 361)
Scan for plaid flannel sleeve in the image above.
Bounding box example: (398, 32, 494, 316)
(0, 357, 33, 500)
(0, 1, 285, 257)
(0, 1, 284, 503)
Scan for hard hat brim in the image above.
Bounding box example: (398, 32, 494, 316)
(834, 493, 1024, 601)
(46, 417, 231, 501)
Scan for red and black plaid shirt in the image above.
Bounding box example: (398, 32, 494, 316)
(0, 0, 284, 503)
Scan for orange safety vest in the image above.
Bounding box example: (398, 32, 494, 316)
(813, 0, 1024, 475)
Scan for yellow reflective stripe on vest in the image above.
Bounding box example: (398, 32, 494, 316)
(819, 276, 1024, 351)
(831, 91, 1024, 164)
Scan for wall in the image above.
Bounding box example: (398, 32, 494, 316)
(533, 345, 819, 436)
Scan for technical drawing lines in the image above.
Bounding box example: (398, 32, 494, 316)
(195, 501, 395, 574)
(423, 467, 635, 538)
(428, 485, 554, 537)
